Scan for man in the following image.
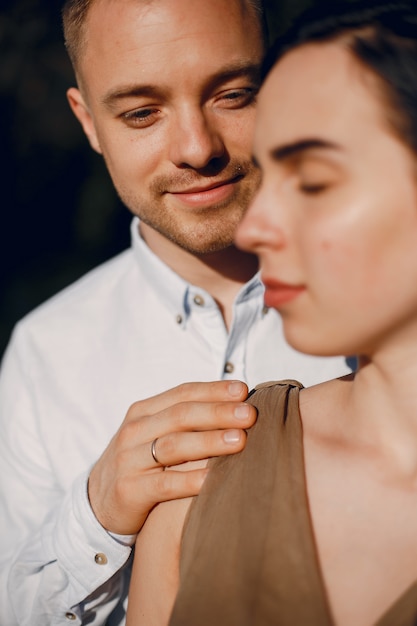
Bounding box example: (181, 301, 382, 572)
(0, 0, 351, 624)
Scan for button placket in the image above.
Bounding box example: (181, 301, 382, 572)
(222, 290, 262, 381)
(224, 362, 235, 374)
(188, 288, 230, 375)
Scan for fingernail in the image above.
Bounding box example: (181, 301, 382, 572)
(234, 404, 250, 420)
(223, 429, 241, 444)
(228, 381, 244, 397)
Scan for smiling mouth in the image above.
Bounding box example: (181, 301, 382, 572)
(169, 174, 243, 195)
(167, 175, 244, 208)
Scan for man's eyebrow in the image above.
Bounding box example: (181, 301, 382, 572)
(101, 85, 161, 109)
(100, 62, 261, 110)
(203, 62, 261, 94)
(270, 138, 341, 161)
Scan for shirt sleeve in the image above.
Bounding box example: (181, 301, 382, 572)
(0, 328, 132, 626)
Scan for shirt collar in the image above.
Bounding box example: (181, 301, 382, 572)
(130, 216, 265, 321)
(131, 217, 189, 318)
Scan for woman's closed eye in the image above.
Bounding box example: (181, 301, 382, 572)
(297, 159, 340, 195)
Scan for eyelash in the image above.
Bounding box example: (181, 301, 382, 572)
(121, 108, 159, 128)
(299, 183, 328, 195)
(218, 87, 258, 106)
(120, 87, 258, 128)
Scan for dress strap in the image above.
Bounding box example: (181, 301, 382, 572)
(169, 381, 333, 626)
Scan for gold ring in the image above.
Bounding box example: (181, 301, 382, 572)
(151, 437, 161, 465)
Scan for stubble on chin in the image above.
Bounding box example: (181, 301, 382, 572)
(118, 160, 261, 255)
(138, 201, 244, 254)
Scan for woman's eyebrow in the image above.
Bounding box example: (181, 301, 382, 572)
(270, 138, 342, 162)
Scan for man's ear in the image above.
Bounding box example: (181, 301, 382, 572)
(67, 87, 102, 154)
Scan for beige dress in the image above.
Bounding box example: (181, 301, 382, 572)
(169, 381, 417, 626)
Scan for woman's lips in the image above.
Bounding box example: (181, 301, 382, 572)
(262, 278, 306, 308)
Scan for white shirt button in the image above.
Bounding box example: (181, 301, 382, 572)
(94, 552, 108, 565)
(65, 612, 77, 621)
(193, 295, 205, 306)
(176, 314, 183, 324)
(224, 362, 235, 374)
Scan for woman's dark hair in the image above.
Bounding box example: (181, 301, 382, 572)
(263, 1, 417, 154)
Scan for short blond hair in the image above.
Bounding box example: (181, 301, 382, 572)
(62, 0, 267, 74)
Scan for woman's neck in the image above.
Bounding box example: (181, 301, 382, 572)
(303, 336, 417, 479)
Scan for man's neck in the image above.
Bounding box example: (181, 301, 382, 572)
(140, 223, 259, 330)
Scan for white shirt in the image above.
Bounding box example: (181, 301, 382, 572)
(0, 218, 352, 625)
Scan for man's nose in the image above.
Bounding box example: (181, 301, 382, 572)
(169, 107, 226, 169)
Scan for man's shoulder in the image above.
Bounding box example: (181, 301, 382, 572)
(14, 248, 137, 337)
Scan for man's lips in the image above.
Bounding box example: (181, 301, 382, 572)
(262, 278, 306, 308)
(166, 176, 243, 208)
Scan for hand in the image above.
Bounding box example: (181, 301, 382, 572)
(88, 380, 256, 534)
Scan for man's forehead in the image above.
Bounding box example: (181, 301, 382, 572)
(82, 0, 263, 61)
(75, 0, 264, 96)
(89, 0, 256, 17)
(84, 0, 264, 40)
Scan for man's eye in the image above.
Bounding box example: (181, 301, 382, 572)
(121, 108, 159, 128)
(219, 88, 258, 107)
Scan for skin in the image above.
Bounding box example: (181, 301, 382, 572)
(128, 43, 417, 626)
(237, 42, 417, 626)
(86, 380, 255, 535)
(236, 44, 417, 360)
(65, 0, 262, 539)
(67, 0, 263, 325)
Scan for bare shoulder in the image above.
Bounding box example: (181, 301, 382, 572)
(299, 373, 355, 434)
(127, 460, 207, 626)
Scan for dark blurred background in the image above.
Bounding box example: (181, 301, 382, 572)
(0, 0, 325, 359)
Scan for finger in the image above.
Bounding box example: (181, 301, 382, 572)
(125, 380, 249, 423)
(135, 467, 210, 511)
(108, 468, 210, 534)
(130, 399, 257, 446)
(142, 427, 249, 468)
(112, 403, 254, 469)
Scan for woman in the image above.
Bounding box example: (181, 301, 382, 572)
(127, 2, 417, 624)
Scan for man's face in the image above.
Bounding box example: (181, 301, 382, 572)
(69, 0, 264, 254)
